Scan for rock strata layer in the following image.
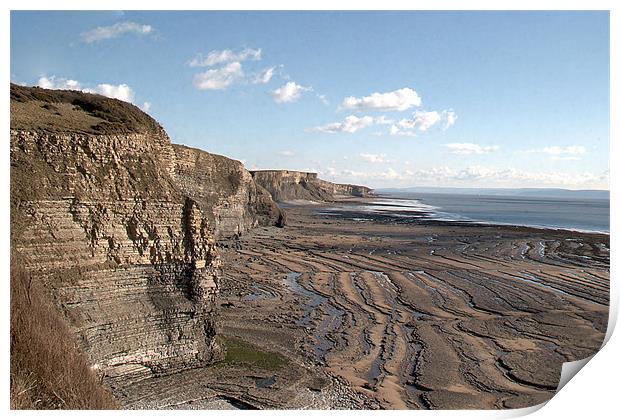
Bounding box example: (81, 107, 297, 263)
(250, 170, 372, 203)
(172, 145, 285, 238)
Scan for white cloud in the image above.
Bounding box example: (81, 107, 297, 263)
(188, 48, 262, 67)
(311, 114, 406, 135)
(323, 165, 609, 189)
(444, 143, 500, 155)
(413, 166, 608, 188)
(418, 114, 440, 130)
(10, 78, 27, 86)
(188, 48, 269, 90)
(534, 146, 587, 155)
(36, 76, 135, 103)
(81, 21, 153, 43)
(374, 116, 395, 125)
(398, 111, 441, 131)
(412, 166, 608, 189)
(85, 83, 135, 102)
(389, 124, 416, 137)
(550, 156, 582, 161)
(359, 153, 388, 163)
(442, 110, 458, 130)
(525, 145, 587, 161)
(253, 66, 276, 84)
(37, 76, 82, 90)
(278, 150, 295, 157)
(271, 81, 311, 103)
(193, 62, 244, 90)
(379, 168, 401, 180)
(338, 169, 367, 178)
(313, 115, 374, 133)
(388, 110, 454, 136)
(317, 94, 329, 106)
(140, 101, 151, 112)
(341, 88, 422, 112)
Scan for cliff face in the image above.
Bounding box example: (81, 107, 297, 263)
(250, 170, 372, 203)
(172, 144, 285, 238)
(11, 127, 221, 384)
(316, 179, 374, 199)
(10, 84, 282, 386)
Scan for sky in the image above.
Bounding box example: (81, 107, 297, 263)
(10, 11, 610, 189)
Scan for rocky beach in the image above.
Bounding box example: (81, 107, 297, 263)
(112, 198, 609, 409)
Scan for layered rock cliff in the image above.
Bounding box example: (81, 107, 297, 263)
(172, 145, 285, 238)
(10, 84, 282, 388)
(250, 170, 372, 203)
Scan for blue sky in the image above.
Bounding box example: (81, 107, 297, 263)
(10, 11, 610, 189)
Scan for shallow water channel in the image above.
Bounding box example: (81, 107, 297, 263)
(283, 272, 345, 361)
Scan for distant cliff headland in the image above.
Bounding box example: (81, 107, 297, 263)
(9, 84, 370, 408)
(251, 170, 372, 203)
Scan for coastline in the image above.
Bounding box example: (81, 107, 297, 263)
(322, 195, 611, 236)
(110, 198, 609, 409)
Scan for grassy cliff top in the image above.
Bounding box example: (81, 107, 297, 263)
(10, 83, 163, 135)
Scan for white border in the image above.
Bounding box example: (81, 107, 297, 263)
(3, 2, 617, 420)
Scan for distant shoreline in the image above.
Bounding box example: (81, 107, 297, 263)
(314, 195, 610, 237)
(376, 187, 610, 200)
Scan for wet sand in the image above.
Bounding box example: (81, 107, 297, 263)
(117, 198, 609, 410)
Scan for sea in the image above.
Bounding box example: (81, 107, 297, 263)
(339, 192, 610, 234)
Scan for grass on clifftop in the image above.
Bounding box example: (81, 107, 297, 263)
(10, 255, 119, 410)
(10, 83, 162, 135)
(217, 336, 288, 371)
